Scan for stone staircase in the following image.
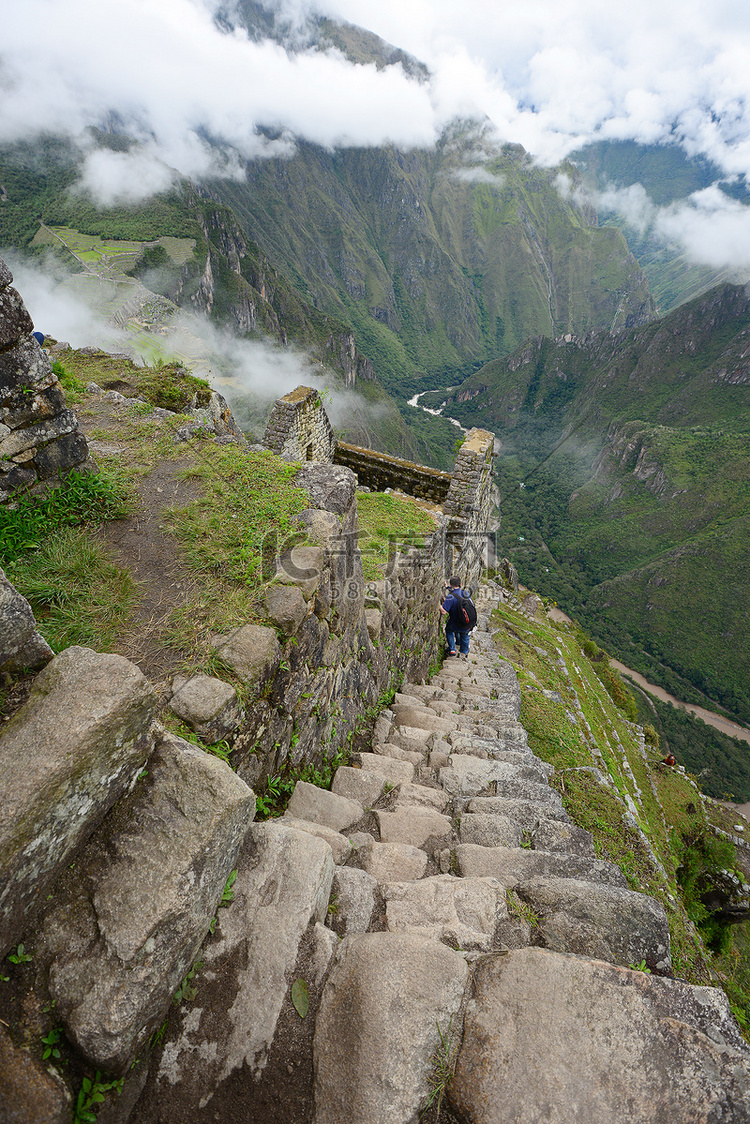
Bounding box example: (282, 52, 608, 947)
(135, 608, 750, 1123)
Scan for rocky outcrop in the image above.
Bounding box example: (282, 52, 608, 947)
(0, 258, 89, 501)
(0, 566, 53, 672)
(0, 646, 157, 957)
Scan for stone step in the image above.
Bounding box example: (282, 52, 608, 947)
(0, 646, 157, 957)
(466, 796, 571, 828)
(450, 947, 750, 1123)
(382, 874, 506, 951)
(514, 876, 672, 973)
(39, 731, 256, 1074)
(455, 844, 628, 889)
(439, 755, 557, 800)
(313, 933, 469, 1124)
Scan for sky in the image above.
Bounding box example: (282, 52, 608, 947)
(3, 0, 750, 269)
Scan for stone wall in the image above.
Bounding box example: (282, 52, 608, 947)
(0, 257, 89, 502)
(263, 385, 336, 463)
(442, 427, 496, 591)
(205, 461, 448, 792)
(333, 440, 452, 503)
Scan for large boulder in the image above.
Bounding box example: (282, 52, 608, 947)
(149, 822, 334, 1111)
(450, 947, 750, 1123)
(517, 876, 672, 973)
(40, 732, 257, 1073)
(314, 932, 469, 1124)
(0, 647, 156, 955)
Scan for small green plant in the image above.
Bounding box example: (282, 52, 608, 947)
(420, 1017, 458, 1117)
(8, 943, 32, 964)
(506, 891, 540, 928)
(41, 1027, 64, 1061)
(73, 1072, 123, 1124)
(173, 960, 203, 1005)
(221, 869, 238, 906)
(629, 960, 652, 974)
(327, 892, 339, 916)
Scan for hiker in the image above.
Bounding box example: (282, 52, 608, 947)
(663, 753, 676, 768)
(440, 576, 476, 659)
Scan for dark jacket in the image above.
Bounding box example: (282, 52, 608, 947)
(442, 589, 470, 629)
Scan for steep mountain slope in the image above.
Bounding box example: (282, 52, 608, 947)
(207, 134, 654, 396)
(572, 139, 750, 313)
(441, 283, 750, 724)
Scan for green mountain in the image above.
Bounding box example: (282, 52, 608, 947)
(439, 283, 750, 725)
(572, 140, 750, 314)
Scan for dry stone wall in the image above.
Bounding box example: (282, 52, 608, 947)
(263, 385, 336, 463)
(333, 440, 452, 503)
(0, 257, 89, 502)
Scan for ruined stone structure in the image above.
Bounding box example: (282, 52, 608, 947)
(0, 258, 89, 502)
(264, 385, 496, 592)
(263, 385, 336, 463)
(334, 441, 452, 503)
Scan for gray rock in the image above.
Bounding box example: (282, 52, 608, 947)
(439, 753, 553, 798)
(296, 463, 357, 514)
(357, 839, 429, 883)
(384, 874, 506, 951)
(275, 543, 324, 600)
(518, 876, 672, 972)
(329, 867, 377, 936)
(211, 623, 280, 684)
(376, 808, 452, 850)
(314, 932, 469, 1124)
(287, 780, 364, 832)
(450, 947, 750, 1124)
(265, 583, 307, 635)
(365, 607, 382, 641)
(0, 1027, 71, 1124)
(357, 753, 415, 785)
(393, 705, 454, 734)
(455, 845, 628, 888)
(169, 674, 242, 742)
(0, 566, 53, 671)
(155, 822, 334, 1102)
(0, 257, 12, 290)
(281, 815, 354, 864)
(467, 796, 571, 828)
(332, 766, 388, 807)
(392, 783, 449, 813)
(0, 647, 156, 955)
(459, 812, 522, 848)
(0, 286, 34, 348)
(0, 408, 78, 459)
(532, 819, 595, 856)
(43, 732, 256, 1073)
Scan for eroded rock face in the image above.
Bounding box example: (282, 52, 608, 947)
(0, 565, 53, 671)
(149, 822, 334, 1110)
(0, 646, 156, 955)
(40, 732, 256, 1073)
(450, 947, 750, 1124)
(314, 932, 469, 1124)
(0, 1028, 71, 1124)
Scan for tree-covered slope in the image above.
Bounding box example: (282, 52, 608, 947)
(446, 283, 750, 723)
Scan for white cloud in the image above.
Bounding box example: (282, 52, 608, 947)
(591, 182, 750, 274)
(3, 0, 750, 270)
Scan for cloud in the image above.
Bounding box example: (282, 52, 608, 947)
(4, 0, 750, 270)
(1, 0, 438, 206)
(587, 182, 750, 274)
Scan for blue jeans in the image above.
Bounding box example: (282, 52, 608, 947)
(446, 626, 471, 655)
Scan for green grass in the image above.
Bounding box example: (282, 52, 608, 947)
(490, 597, 718, 985)
(7, 527, 138, 654)
(61, 349, 211, 413)
(356, 491, 439, 581)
